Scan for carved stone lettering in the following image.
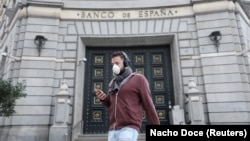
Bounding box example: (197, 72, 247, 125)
(80, 8, 178, 19)
(82, 11, 115, 19)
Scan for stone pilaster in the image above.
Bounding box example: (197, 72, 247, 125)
(49, 80, 71, 141)
(185, 78, 205, 125)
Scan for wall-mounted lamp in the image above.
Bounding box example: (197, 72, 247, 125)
(77, 57, 87, 65)
(34, 35, 47, 56)
(209, 31, 222, 52)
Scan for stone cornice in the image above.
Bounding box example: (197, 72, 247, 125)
(23, 1, 244, 20)
(1, 1, 249, 34)
(1, 0, 250, 49)
(2, 0, 250, 21)
(61, 6, 194, 20)
(1, 0, 250, 48)
(193, 1, 235, 14)
(235, 1, 250, 25)
(27, 6, 61, 18)
(63, 0, 191, 9)
(4, 1, 249, 20)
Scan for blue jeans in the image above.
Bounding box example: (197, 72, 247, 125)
(108, 127, 139, 141)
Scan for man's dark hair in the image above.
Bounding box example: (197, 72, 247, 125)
(112, 51, 125, 60)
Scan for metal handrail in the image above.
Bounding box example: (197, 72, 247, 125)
(71, 120, 83, 133)
(70, 120, 83, 140)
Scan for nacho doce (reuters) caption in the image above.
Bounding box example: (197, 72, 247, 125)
(146, 125, 250, 141)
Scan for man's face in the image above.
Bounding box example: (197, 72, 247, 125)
(111, 56, 124, 70)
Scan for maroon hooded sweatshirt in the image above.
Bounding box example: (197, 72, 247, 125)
(102, 73, 160, 131)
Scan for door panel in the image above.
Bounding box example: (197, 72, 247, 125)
(83, 46, 174, 134)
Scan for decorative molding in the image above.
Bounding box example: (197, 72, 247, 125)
(181, 50, 250, 60)
(0, 7, 27, 48)
(26, 0, 63, 7)
(27, 6, 62, 18)
(180, 55, 200, 60)
(200, 51, 236, 58)
(21, 56, 76, 62)
(23, 1, 248, 22)
(235, 1, 250, 25)
(61, 6, 193, 20)
(1, 1, 250, 51)
(193, 1, 235, 14)
(193, 1, 250, 25)
(63, 0, 191, 9)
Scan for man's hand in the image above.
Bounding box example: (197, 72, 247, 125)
(95, 89, 106, 100)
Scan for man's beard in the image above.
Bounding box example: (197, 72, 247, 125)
(118, 66, 126, 75)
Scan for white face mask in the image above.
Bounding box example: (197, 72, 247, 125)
(112, 64, 120, 75)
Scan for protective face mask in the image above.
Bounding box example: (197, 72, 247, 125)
(112, 64, 120, 75)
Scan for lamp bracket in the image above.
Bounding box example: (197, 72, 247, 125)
(34, 35, 47, 56)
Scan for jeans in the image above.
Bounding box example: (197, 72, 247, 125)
(108, 127, 139, 141)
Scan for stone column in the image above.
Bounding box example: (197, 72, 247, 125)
(185, 78, 205, 125)
(49, 80, 71, 141)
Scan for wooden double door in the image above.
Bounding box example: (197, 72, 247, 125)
(83, 45, 174, 134)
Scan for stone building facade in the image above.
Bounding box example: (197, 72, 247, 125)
(0, 0, 250, 141)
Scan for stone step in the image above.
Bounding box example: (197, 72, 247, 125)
(75, 134, 146, 141)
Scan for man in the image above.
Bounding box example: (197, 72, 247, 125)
(95, 51, 160, 141)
